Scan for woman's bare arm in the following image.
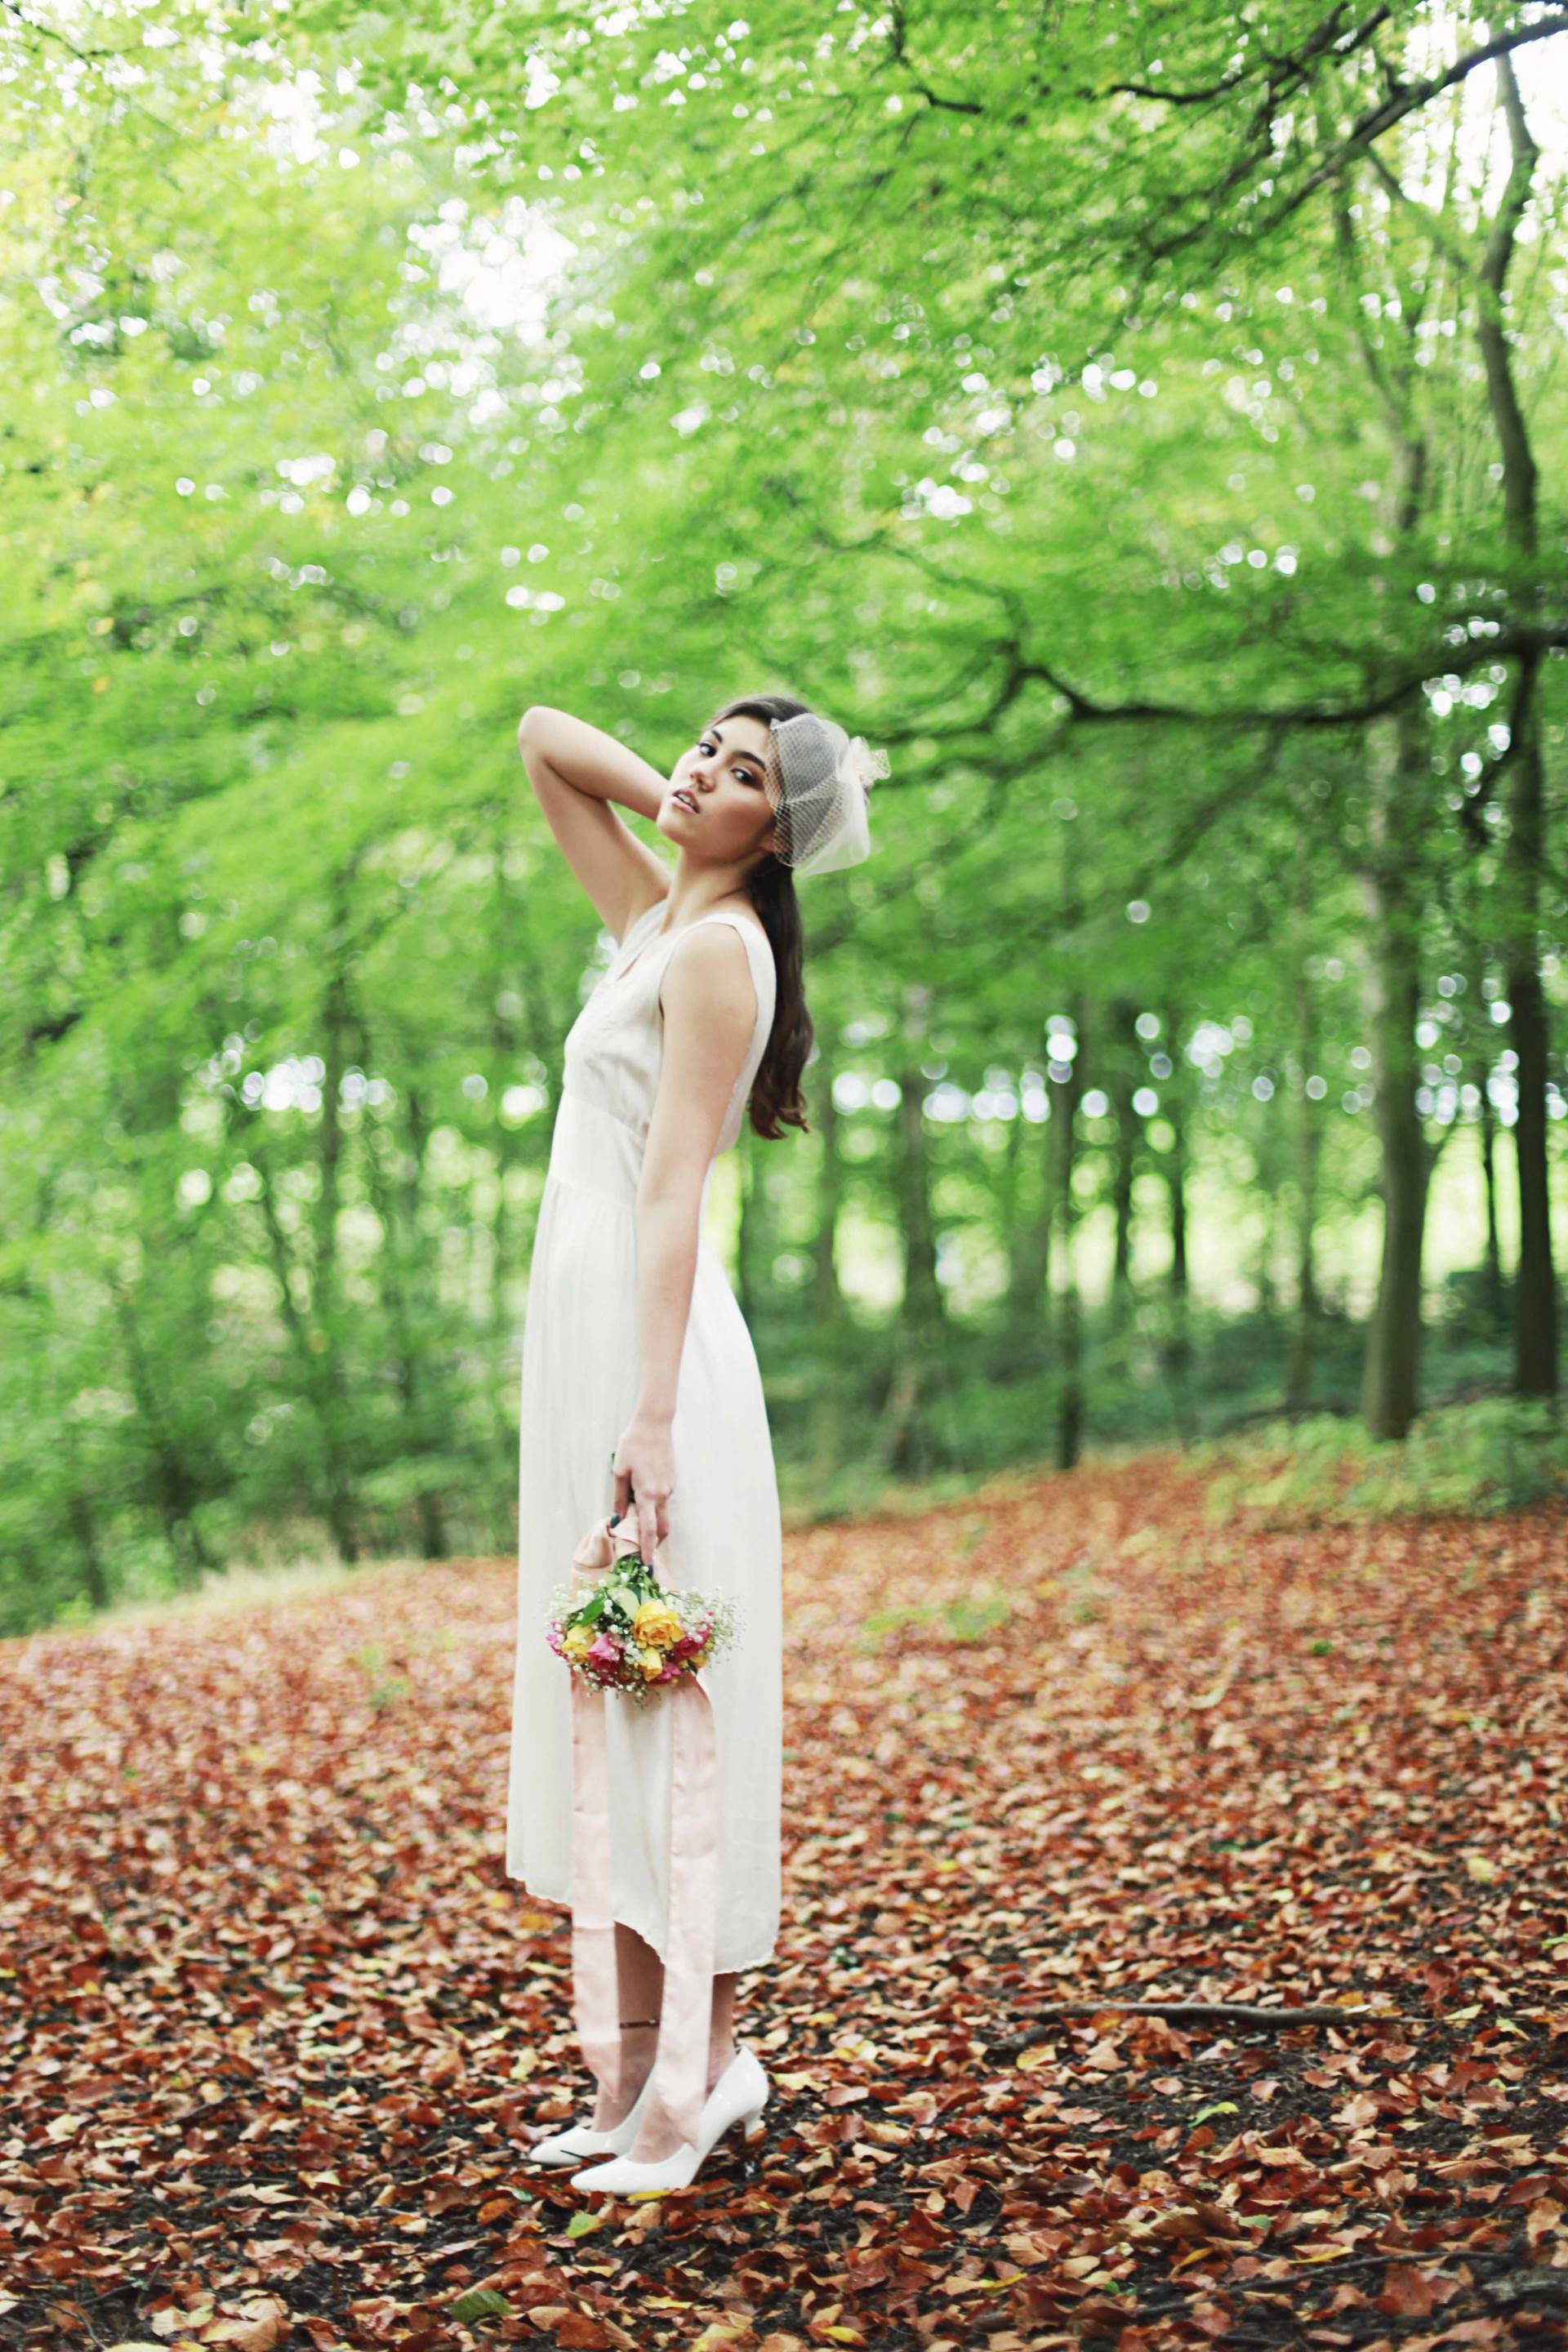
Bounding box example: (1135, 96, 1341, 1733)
(612, 925, 760, 1559)
(517, 704, 674, 940)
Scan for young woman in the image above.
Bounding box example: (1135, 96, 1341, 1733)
(505, 693, 886, 2194)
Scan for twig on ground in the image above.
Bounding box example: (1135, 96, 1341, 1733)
(990, 1998, 1413, 2055)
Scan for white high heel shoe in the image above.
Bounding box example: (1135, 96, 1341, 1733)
(569, 2045, 768, 2194)
(523, 2063, 658, 2168)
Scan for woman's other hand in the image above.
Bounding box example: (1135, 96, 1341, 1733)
(612, 1414, 675, 1565)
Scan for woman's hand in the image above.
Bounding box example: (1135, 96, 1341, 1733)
(612, 1412, 675, 1566)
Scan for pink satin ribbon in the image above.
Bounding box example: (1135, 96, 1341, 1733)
(567, 1512, 717, 2150)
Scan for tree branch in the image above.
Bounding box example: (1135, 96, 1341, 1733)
(1105, 4, 1391, 115)
(884, 0, 984, 114)
(1008, 622, 1567, 733)
(0, 0, 125, 63)
(1254, 11, 1568, 247)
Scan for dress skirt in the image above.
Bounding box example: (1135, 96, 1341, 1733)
(505, 1090, 783, 1976)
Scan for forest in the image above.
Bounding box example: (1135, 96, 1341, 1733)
(5, 12, 1568, 2352)
(2, 2, 1565, 1630)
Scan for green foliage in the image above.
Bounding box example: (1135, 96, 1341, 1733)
(1, 4, 1563, 1629)
(1196, 1397, 1568, 1527)
(860, 1590, 1013, 1650)
(348, 1641, 412, 1710)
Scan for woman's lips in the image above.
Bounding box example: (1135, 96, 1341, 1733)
(673, 789, 699, 813)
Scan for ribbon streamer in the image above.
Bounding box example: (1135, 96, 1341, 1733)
(567, 1512, 717, 2150)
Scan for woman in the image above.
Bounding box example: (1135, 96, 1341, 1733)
(505, 692, 886, 2195)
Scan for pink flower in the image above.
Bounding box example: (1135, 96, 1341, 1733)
(586, 1632, 623, 1671)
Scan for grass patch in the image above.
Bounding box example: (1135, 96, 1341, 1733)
(348, 1639, 413, 1709)
(31, 1553, 431, 1642)
(1194, 1396, 1567, 1529)
(859, 1588, 1013, 1650)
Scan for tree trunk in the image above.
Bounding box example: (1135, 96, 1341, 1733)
(736, 1127, 776, 1328)
(252, 1143, 363, 1563)
(311, 905, 364, 1533)
(314, 956, 350, 1312)
(808, 1026, 844, 1328)
(1465, 948, 1507, 1323)
(1252, 1120, 1282, 1320)
(1157, 999, 1196, 1443)
(895, 982, 944, 1343)
(1477, 59, 1557, 1399)
(1502, 716, 1557, 1396)
(65, 1417, 111, 1612)
(1335, 176, 1440, 1441)
(1285, 957, 1325, 1414)
(1106, 995, 1139, 1327)
(109, 1280, 216, 1583)
(1004, 1088, 1052, 1351)
(1049, 994, 1086, 1471)
(884, 981, 946, 1476)
(488, 806, 524, 1426)
(353, 1022, 448, 1561)
(1165, 1094, 1189, 1299)
(1357, 703, 1435, 1441)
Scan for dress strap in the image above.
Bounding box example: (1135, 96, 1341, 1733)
(682, 909, 771, 965)
(657, 911, 774, 1034)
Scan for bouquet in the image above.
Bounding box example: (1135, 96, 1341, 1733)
(546, 1513, 738, 1709)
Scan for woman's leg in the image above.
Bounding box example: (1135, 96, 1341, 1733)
(617, 1966, 743, 2163)
(708, 1970, 739, 2089)
(589, 1931, 743, 2147)
(589, 1923, 664, 2129)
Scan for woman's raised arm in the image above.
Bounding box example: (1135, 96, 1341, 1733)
(518, 704, 673, 940)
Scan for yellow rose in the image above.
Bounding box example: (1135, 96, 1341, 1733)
(639, 1645, 666, 1680)
(564, 1624, 594, 1659)
(631, 1601, 682, 1649)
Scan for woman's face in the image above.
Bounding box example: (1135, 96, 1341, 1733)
(661, 713, 777, 865)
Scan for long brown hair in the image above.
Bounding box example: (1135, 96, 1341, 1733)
(707, 691, 816, 1140)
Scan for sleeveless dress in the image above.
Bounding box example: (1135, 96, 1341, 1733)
(505, 893, 782, 1976)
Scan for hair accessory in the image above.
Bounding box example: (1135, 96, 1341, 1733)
(767, 711, 889, 877)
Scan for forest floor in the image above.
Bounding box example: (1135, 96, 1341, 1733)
(2, 1448, 1566, 2352)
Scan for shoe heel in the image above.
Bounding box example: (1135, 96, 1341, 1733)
(741, 2105, 767, 2141)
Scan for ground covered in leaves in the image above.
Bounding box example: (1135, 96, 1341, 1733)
(2, 1450, 1566, 2352)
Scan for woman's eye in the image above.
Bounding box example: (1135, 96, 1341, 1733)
(699, 737, 760, 786)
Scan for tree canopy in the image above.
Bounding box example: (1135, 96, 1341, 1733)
(2, 2, 1564, 1628)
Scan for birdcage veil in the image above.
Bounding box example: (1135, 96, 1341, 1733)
(767, 712, 889, 878)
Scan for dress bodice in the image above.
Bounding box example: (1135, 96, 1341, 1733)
(561, 895, 777, 1156)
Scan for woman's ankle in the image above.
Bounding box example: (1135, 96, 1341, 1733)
(591, 2021, 660, 2126)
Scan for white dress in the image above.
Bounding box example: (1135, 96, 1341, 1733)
(506, 893, 782, 1976)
